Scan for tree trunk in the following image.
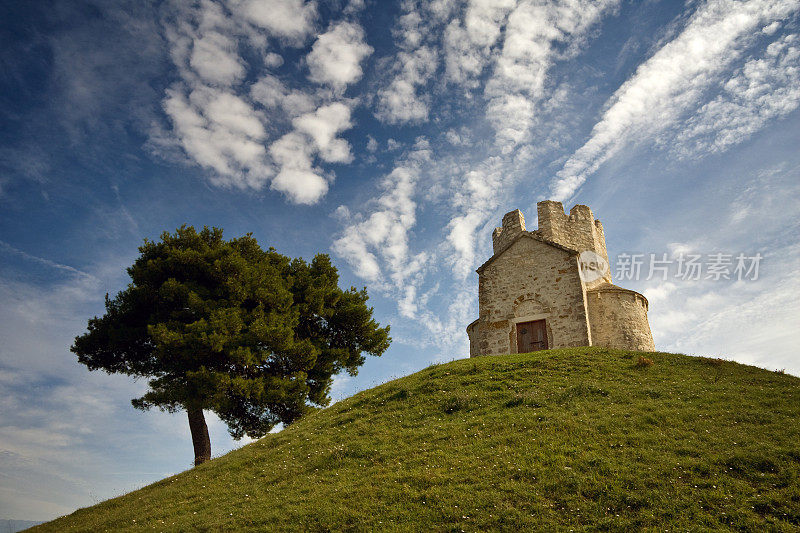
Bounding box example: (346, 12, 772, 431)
(187, 406, 211, 466)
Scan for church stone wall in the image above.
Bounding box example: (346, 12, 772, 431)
(586, 287, 655, 351)
(475, 237, 591, 355)
(466, 320, 481, 357)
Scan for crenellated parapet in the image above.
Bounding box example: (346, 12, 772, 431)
(536, 201, 610, 268)
(492, 209, 527, 255)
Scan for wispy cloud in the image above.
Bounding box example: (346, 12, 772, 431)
(373, 0, 451, 124)
(332, 139, 430, 287)
(375, 47, 439, 124)
(0, 241, 97, 282)
(443, 0, 516, 88)
(674, 33, 800, 156)
(550, 0, 800, 200)
(482, 0, 619, 150)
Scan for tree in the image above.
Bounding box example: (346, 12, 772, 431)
(72, 226, 390, 466)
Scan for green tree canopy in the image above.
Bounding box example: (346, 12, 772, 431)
(72, 226, 390, 465)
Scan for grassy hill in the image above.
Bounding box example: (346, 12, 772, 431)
(34, 348, 800, 532)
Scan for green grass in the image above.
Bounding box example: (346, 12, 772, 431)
(34, 348, 800, 532)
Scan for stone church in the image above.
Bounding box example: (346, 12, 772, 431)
(467, 201, 655, 356)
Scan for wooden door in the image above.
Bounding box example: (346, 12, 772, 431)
(516, 320, 548, 353)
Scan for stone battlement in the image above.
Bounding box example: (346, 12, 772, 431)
(492, 202, 610, 268)
(491, 209, 526, 254)
(536, 201, 609, 266)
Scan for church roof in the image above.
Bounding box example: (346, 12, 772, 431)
(475, 231, 578, 274)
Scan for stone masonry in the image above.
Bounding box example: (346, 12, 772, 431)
(467, 201, 655, 356)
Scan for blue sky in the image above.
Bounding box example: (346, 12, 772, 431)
(1, 0, 799, 521)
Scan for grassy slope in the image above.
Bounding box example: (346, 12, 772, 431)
(34, 348, 800, 532)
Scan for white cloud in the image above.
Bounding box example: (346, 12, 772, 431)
(266, 101, 356, 203)
(189, 30, 245, 85)
(163, 87, 272, 189)
(444, 164, 505, 278)
(268, 132, 328, 204)
(366, 135, 379, 153)
(331, 138, 496, 350)
(292, 102, 354, 163)
(331, 225, 382, 280)
(203, 91, 266, 139)
(762, 20, 782, 35)
(264, 52, 284, 67)
(464, 0, 515, 47)
(376, 78, 429, 124)
(250, 74, 317, 117)
(446, 210, 488, 278)
(229, 0, 318, 44)
(395, 9, 424, 50)
(445, 129, 464, 145)
(398, 285, 418, 318)
(551, 0, 800, 200)
(160, 1, 276, 190)
(375, 46, 438, 124)
(271, 166, 330, 205)
(333, 204, 351, 220)
(165, 0, 242, 85)
(280, 91, 319, 117)
(643, 281, 678, 303)
(485, 93, 534, 149)
(371, 0, 454, 124)
(248, 74, 286, 107)
(306, 21, 373, 91)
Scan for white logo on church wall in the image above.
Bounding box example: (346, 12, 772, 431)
(578, 251, 609, 282)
